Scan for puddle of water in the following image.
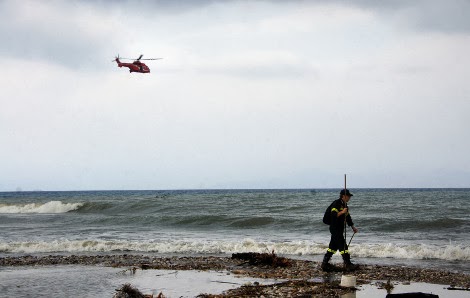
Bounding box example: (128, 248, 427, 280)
(117, 268, 282, 297)
(350, 281, 469, 298)
(0, 265, 282, 297)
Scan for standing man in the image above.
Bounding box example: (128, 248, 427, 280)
(321, 189, 359, 271)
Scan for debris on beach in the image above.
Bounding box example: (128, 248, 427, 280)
(198, 280, 354, 297)
(231, 250, 291, 267)
(117, 267, 139, 275)
(113, 283, 166, 298)
(377, 279, 395, 292)
(113, 283, 145, 298)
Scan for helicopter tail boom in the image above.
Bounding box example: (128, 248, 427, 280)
(113, 55, 123, 66)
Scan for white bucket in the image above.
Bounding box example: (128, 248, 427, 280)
(340, 275, 356, 288)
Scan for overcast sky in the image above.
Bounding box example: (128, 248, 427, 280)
(1, 0, 470, 191)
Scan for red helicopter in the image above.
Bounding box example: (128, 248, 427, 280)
(113, 54, 162, 73)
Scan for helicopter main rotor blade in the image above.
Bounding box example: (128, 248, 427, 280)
(116, 55, 162, 61)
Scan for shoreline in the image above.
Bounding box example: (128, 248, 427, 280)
(1, 254, 469, 297)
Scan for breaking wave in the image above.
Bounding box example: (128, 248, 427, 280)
(0, 201, 83, 214)
(352, 242, 470, 261)
(1, 239, 468, 261)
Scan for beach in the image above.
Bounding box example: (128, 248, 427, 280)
(1, 254, 469, 297)
(1, 189, 469, 296)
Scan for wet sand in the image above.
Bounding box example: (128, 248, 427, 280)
(1, 254, 469, 297)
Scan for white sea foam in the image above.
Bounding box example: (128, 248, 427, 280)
(0, 201, 83, 214)
(1, 239, 468, 261)
(352, 242, 470, 261)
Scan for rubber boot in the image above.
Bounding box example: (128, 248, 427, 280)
(342, 253, 359, 271)
(321, 252, 333, 271)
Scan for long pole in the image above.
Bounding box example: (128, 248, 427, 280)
(344, 174, 347, 254)
(348, 232, 356, 247)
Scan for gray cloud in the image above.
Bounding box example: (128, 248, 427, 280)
(0, 1, 118, 69)
(2, 0, 470, 190)
(3, 0, 469, 71)
(334, 0, 470, 33)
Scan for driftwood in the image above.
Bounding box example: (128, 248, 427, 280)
(231, 250, 291, 268)
(386, 293, 439, 298)
(447, 286, 470, 291)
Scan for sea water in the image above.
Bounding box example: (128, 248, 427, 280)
(1, 189, 469, 273)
